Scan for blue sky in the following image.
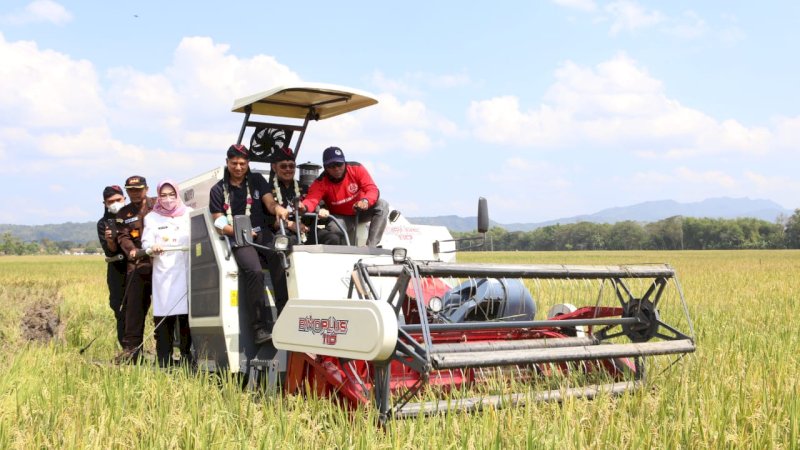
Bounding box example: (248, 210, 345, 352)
(1, 0, 799, 225)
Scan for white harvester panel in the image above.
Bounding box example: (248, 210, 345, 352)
(287, 247, 396, 300)
(189, 207, 283, 373)
(273, 299, 398, 361)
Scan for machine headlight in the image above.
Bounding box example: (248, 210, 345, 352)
(428, 296, 443, 313)
(392, 247, 407, 264)
(273, 234, 290, 251)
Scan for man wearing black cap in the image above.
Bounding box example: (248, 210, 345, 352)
(96, 185, 127, 348)
(114, 175, 156, 363)
(208, 144, 277, 345)
(265, 147, 343, 246)
(297, 146, 389, 247)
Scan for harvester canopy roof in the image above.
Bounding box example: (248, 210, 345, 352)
(231, 83, 378, 120)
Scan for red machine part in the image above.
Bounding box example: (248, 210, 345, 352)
(401, 277, 451, 324)
(283, 304, 637, 410)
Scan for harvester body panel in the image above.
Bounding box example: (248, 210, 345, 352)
(273, 299, 398, 361)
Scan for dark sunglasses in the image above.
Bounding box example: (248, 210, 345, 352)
(325, 162, 344, 169)
(277, 162, 296, 170)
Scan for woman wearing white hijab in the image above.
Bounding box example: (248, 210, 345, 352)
(142, 180, 193, 367)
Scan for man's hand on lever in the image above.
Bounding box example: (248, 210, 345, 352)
(275, 205, 290, 221)
(353, 199, 369, 211)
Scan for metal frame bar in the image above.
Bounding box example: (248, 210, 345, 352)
(365, 263, 676, 279)
(402, 317, 641, 333)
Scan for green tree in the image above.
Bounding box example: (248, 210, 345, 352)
(607, 221, 647, 250)
(785, 209, 800, 248)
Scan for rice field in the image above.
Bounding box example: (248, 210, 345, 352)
(0, 251, 798, 449)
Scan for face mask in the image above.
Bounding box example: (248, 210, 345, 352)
(160, 198, 178, 211)
(107, 201, 124, 214)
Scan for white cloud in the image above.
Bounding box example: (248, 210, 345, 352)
(674, 167, 736, 188)
(1, 29, 464, 212)
(745, 172, 800, 201)
(101, 37, 461, 162)
(718, 13, 746, 45)
(467, 53, 773, 158)
(552, 1, 735, 42)
(0, 33, 105, 128)
(552, 0, 597, 13)
(623, 168, 737, 203)
(106, 36, 302, 151)
(666, 10, 708, 39)
(0, 0, 72, 25)
(604, 1, 665, 35)
(304, 92, 459, 158)
(370, 70, 421, 98)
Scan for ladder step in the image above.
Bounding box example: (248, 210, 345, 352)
(431, 339, 695, 370)
(394, 380, 641, 419)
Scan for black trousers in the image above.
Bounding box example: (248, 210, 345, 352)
(121, 266, 152, 351)
(230, 233, 287, 332)
(153, 314, 191, 367)
(106, 262, 127, 348)
(307, 227, 344, 245)
(329, 198, 390, 247)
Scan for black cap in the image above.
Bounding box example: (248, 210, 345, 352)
(227, 144, 249, 159)
(102, 185, 124, 199)
(272, 147, 295, 163)
(124, 176, 147, 189)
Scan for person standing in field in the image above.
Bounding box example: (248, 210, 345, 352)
(114, 175, 155, 364)
(96, 185, 127, 348)
(208, 144, 279, 345)
(296, 146, 389, 247)
(142, 180, 193, 367)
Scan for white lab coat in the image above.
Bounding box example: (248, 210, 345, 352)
(141, 207, 193, 316)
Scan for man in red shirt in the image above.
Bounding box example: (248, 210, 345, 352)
(297, 146, 389, 247)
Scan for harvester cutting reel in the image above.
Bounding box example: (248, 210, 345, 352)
(594, 276, 688, 344)
(276, 259, 696, 421)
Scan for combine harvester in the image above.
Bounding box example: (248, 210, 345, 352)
(181, 83, 696, 421)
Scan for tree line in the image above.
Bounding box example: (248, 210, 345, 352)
(454, 209, 800, 251)
(3, 210, 800, 255)
(0, 233, 100, 256)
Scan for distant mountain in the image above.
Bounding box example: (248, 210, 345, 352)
(1, 198, 792, 242)
(410, 197, 793, 232)
(0, 221, 97, 244)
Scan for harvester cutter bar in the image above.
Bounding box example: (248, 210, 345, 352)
(393, 380, 642, 419)
(431, 338, 695, 370)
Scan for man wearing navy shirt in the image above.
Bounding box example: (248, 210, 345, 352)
(208, 144, 279, 345)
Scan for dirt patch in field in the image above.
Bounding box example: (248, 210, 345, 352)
(20, 301, 62, 343)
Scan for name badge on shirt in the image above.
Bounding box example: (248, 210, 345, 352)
(124, 217, 139, 224)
